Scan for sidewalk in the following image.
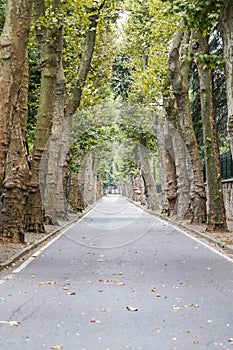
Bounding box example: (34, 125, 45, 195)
(1, 205, 233, 270)
(152, 211, 233, 257)
(0, 212, 79, 270)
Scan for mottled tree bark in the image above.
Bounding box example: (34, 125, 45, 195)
(139, 138, 159, 211)
(0, 56, 31, 242)
(169, 30, 206, 223)
(68, 153, 95, 212)
(0, 0, 32, 242)
(0, 0, 32, 186)
(162, 92, 191, 220)
(194, 32, 227, 231)
(42, 28, 67, 224)
(154, 112, 177, 215)
(25, 0, 60, 232)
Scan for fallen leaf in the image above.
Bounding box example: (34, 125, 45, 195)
(47, 281, 56, 286)
(99, 279, 116, 284)
(4, 275, 12, 280)
(172, 305, 181, 312)
(185, 304, 199, 308)
(126, 306, 138, 312)
(39, 281, 56, 286)
(90, 318, 101, 323)
(193, 341, 199, 344)
(1, 320, 20, 326)
(51, 346, 63, 350)
(100, 308, 107, 312)
(86, 281, 93, 284)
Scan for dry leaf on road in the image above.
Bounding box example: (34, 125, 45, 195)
(90, 318, 101, 323)
(1, 320, 20, 326)
(66, 292, 76, 295)
(126, 306, 138, 312)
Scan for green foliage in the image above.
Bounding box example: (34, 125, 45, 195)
(27, 46, 41, 147)
(162, 0, 223, 33)
(121, 0, 177, 104)
(118, 103, 157, 150)
(197, 53, 224, 70)
(0, 0, 5, 34)
(189, 62, 203, 152)
(111, 52, 134, 100)
(189, 28, 228, 154)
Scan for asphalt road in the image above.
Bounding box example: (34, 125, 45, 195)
(1, 195, 233, 350)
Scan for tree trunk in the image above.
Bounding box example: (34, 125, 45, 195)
(120, 176, 134, 201)
(162, 92, 191, 219)
(169, 29, 206, 223)
(154, 112, 177, 215)
(0, 0, 32, 242)
(219, 0, 233, 159)
(25, 0, 60, 232)
(0, 0, 32, 187)
(68, 153, 97, 212)
(42, 28, 67, 224)
(194, 32, 227, 231)
(68, 171, 84, 212)
(139, 138, 159, 211)
(83, 152, 95, 206)
(65, 4, 105, 120)
(0, 56, 31, 242)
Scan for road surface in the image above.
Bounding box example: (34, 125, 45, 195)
(0, 195, 233, 350)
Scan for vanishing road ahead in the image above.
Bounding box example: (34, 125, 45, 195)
(1, 195, 233, 350)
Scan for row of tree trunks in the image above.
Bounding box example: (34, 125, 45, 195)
(139, 138, 159, 211)
(154, 112, 177, 216)
(161, 93, 191, 220)
(68, 153, 100, 212)
(168, 29, 206, 224)
(0, 0, 33, 242)
(42, 3, 104, 225)
(120, 176, 134, 201)
(25, 2, 104, 231)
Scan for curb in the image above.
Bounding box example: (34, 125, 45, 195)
(127, 198, 233, 256)
(0, 216, 78, 271)
(2, 198, 233, 271)
(0, 204, 96, 271)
